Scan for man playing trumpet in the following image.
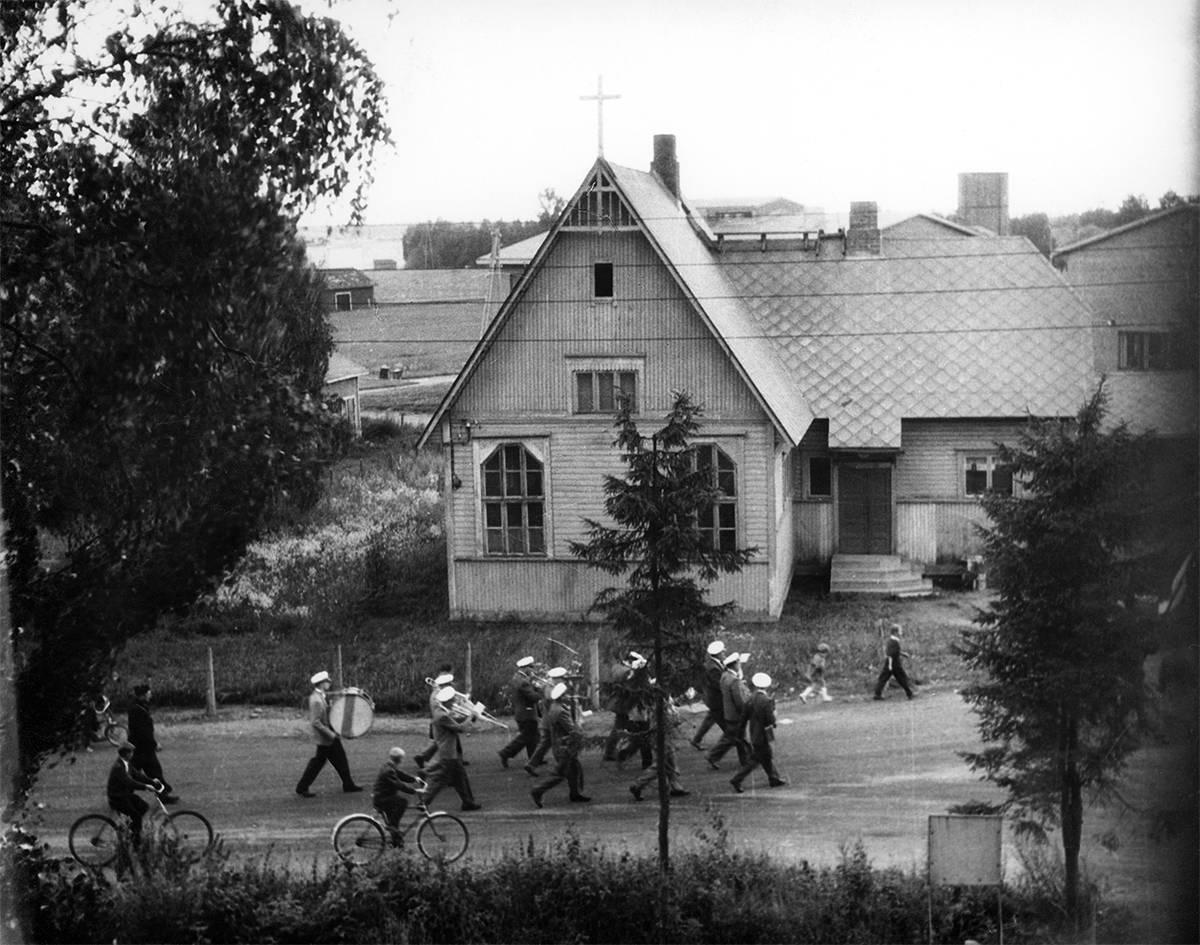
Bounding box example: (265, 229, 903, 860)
(499, 656, 543, 769)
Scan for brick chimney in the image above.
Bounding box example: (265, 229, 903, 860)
(651, 134, 680, 200)
(958, 172, 1009, 235)
(845, 201, 881, 255)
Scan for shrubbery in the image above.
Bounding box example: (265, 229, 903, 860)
(9, 820, 1126, 943)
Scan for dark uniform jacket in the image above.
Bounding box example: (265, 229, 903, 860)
(509, 672, 542, 723)
(744, 690, 777, 748)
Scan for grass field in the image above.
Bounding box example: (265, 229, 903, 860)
(331, 300, 487, 381)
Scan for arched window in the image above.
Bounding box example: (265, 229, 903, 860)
(481, 444, 545, 556)
(696, 444, 737, 552)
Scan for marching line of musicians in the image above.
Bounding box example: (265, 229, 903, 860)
(321, 638, 792, 813)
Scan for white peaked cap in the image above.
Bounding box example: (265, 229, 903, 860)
(516, 656, 535, 668)
(434, 672, 454, 686)
(723, 653, 741, 666)
(546, 666, 568, 678)
(435, 686, 457, 704)
(706, 641, 725, 656)
(310, 670, 330, 685)
(751, 672, 772, 689)
(739, 653, 751, 664)
(549, 682, 568, 700)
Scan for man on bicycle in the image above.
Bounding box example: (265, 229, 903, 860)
(372, 747, 422, 844)
(107, 741, 157, 843)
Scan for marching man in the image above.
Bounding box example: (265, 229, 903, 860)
(731, 672, 788, 792)
(295, 670, 362, 798)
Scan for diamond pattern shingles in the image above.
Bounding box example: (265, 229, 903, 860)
(723, 238, 1097, 448)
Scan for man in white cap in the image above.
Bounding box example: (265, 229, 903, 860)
(372, 747, 422, 843)
(730, 672, 787, 792)
(530, 681, 590, 808)
(498, 656, 542, 768)
(689, 640, 727, 751)
(296, 670, 362, 797)
(525, 665, 567, 775)
(415, 665, 456, 770)
(421, 686, 482, 812)
(705, 652, 750, 769)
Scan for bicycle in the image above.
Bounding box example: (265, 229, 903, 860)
(68, 785, 214, 869)
(87, 695, 129, 747)
(332, 783, 469, 867)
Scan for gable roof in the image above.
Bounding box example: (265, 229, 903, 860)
(319, 268, 374, 291)
(324, 352, 368, 384)
(882, 213, 980, 239)
(1052, 203, 1199, 257)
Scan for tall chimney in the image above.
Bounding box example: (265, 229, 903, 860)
(651, 134, 680, 200)
(957, 172, 1009, 235)
(845, 201, 881, 255)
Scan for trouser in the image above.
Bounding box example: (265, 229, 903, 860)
(132, 751, 171, 794)
(373, 794, 410, 832)
(617, 719, 653, 768)
(632, 740, 681, 793)
(296, 738, 355, 792)
(528, 723, 552, 766)
(532, 748, 584, 799)
(706, 719, 749, 767)
(874, 660, 913, 698)
(800, 681, 829, 700)
(732, 741, 784, 787)
(603, 712, 631, 760)
(109, 794, 149, 842)
(691, 711, 719, 746)
(500, 719, 540, 760)
(421, 758, 475, 809)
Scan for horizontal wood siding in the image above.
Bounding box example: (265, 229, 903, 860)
(896, 419, 1028, 498)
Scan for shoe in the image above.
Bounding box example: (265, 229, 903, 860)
(768, 779, 788, 788)
(730, 780, 744, 794)
(799, 693, 809, 704)
(669, 788, 690, 797)
(569, 794, 591, 803)
(524, 763, 538, 776)
(415, 757, 425, 769)
(498, 751, 509, 769)
(689, 741, 703, 751)
(296, 789, 316, 798)
(873, 695, 884, 701)
(906, 693, 915, 700)
(461, 802, 482, 812)
(707, 759, 720, 771)
(530, 791, 543, 809)
(630, 785, 643, 802)
(343, 784, 364, 793)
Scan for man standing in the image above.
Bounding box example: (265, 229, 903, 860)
(372, 747, 422, 843)
(689, 640, 726, 751)
(421, 687, 482, 812)
(498, 657, 542, 768)
(730, 672, 787, 792)
(295, 670, 363, 797)
(705, 652, 750, 769)
(127, 683, 178, 803)
(530, 682, 590, 807)
(873, 624, 915, 700)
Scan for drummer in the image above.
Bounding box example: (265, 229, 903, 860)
(295, 670, 364, 798)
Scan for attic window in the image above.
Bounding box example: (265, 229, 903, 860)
(564, 171, 636, 228)
(334, 292, 352, 311)
(594, 262, 613, 298)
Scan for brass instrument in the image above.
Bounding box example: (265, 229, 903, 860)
(444, 688, 509, 730)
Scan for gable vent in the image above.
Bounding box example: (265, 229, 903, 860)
(564, 170, 636, 228)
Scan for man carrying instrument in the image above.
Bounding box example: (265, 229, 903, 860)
(689, 639, 727, 751)
(705, 652, 750, 770)
(524, 665, 567, 775)
(498, 656, 542, 768)
(421, 686, 482, 812)
(415, 666, 455, 770)
(530, 682, 590, 808)
(295, 670, 363, 798)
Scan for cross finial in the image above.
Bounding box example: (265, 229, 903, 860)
(580, 75, 620, 157)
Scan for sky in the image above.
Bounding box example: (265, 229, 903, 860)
(301, 0, 1198, 226)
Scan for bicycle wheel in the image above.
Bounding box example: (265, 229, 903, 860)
(104, 722, 128, 746)
(68, 814, 121, 868)
(416, 812, 468, 863)
(332, 814, 386, 867)
(166, 810, 214, 858)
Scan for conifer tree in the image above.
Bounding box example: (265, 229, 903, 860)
(957, 387, 1154, 920)
(571, 391, 756, 873)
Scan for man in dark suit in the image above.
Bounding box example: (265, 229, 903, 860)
(295, 670, 362, 797)
(706, 652, 750, 769)
(873, 624, 915, 700)
(498, 657, 543, 768)
(420, 687, 482, 812)
(690, 639, 726, 750)
(127, 683, 178, 803)
(731, 672, 787, 792)
(530, 682, 590, 807)
(107, 741, 157, 842)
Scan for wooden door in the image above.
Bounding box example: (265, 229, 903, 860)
(838, 466, 892, 555)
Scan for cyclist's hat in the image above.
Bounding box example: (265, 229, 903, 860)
(388, 746, 405, 761)
(117, 741, 135, 755)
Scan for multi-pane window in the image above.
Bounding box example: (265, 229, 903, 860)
(575, 370, 637, 413)
(1118, 330, 1173, 370)
(482, 444, 545, 556)
(696, 444, 738, 552)
(964, 454, 1014, 497)
(594, 262, 614, 298)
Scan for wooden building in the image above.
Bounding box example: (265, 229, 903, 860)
(420, 136, 1104, 620)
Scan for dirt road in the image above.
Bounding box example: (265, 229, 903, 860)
(26, 685, 1193, 937)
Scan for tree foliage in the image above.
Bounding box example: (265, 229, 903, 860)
(1, 0, 390, 796)
(1009, 212, 1052, 257)
(570, 392, 756, 872)
(956, 386, 1154, 919)
(402, 217, 550, 270)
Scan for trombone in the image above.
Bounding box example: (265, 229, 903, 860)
(445, 689, 509, 730)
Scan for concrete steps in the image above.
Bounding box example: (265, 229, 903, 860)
(829, 554, 934, 597)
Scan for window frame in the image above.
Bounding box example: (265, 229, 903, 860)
(1117, 330, 1174, 371)
(476, 440, 550, 558)
(593, 261, 614, 298)
(334, 291, 352, 311)
(960, 452, 1016, 498)
(693, 442, 739, 553)
(574, 369, 638, 414)
(566, 356, 644, 416)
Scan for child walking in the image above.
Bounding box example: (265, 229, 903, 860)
(799, 643, 833, 703)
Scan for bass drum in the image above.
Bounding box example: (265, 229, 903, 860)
(328, 687, 374, 739)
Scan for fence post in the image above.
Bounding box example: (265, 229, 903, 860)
(205, 648, 217, 718)
(465, 642, 473, 696)
(336, 645, 344, 689)
(590, 638, 600, 710)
